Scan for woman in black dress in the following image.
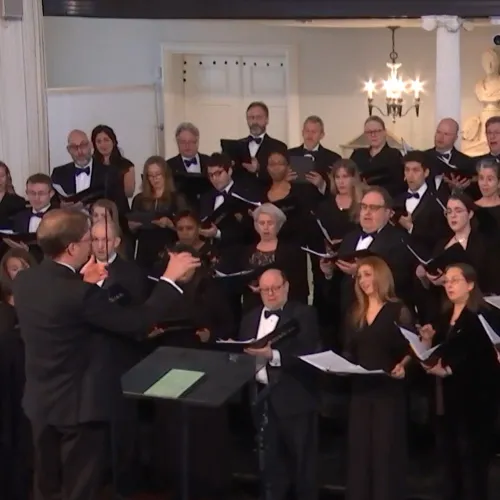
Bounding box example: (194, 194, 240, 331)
(474, 158, 500, 237)
(350, 116, 405, 197)
(419, 263, 499, 500)
(91, 124, 135, 198)
(130, 156, 187, 271)
(0, 248, 36, 500)
(343, 256, 413, 500)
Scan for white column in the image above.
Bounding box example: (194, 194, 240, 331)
(0, 0, 49, 193)
(421, 15, 470, 143)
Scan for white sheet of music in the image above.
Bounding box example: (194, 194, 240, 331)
(478, 314, 500, 345)
(300, 350, 385, 375)
(485, 295, 500, 310)
(397, 325, 440, 361)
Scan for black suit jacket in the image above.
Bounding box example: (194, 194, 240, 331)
(13, 259, 183, 426)
(238, 301, 320, 417)
(288, 144, 341, 175)
(234, 134, 288, 186)
(167, 153, 210, 175)
(51, 161, 129, 214)
(0, 193, 27, 229)
(199, 180, 260, 248)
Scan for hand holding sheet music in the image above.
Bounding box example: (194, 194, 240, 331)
(300, 350, 385, 375)
(397, 325, 441, 361)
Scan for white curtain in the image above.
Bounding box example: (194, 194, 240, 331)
(0, 0, 49, 193)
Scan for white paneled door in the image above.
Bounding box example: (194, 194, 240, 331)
(182, 53, 288, 154)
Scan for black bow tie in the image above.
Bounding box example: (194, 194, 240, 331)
(249, 136, 262, 145)
(75, 166, 90, 176)
(184, 157, 197, 167)
(439, 152, 452, 162)
(32, 212, 44, 218)
(360, 230, 376, 240)
(264, 309, 281, 319)
(407, 192, 420, 200)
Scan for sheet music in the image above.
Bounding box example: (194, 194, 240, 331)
(52, 183, 71, 198)
(300, 246, 335, 259)
(230, 192, 262, 207)
(478, 313, 500, 345)
(0, 229, 14, 235)
(437, 156, 458, 170)
(300, 350, 385, 375)
(147, 275, 160, 282)
(401, 138, 413, 155)
(405, 244, 432, 266)
(216, 338, 255, 345)
(315, 217, 333, 243)
(213, 269, 254, 278)
(397, 325, 441, 361)
(485, 295, 500, 309)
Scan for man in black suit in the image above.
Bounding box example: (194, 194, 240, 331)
(322, 186, 415, 318)
(241, 268, 319, 500)
(13, 208, 200, 500)
(167, 122, 211, 209)
(394, 150, 450, 254)
(425, 118, 477, 198)
(288, 115, 341, 174)
(236, 101, 288, 186)
(4, 173, 55, 261)
(51, 129, 129, 215)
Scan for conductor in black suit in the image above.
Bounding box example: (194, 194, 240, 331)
(240, 268, 320, 500)
(12, 208, 200, 500)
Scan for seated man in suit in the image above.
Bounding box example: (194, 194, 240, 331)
(13, 208, 200, 500)
(241, 268, 320, 500)
(51, 129, 129, 215)
(4, 173, 55, 261)
(167, 122, 211, 208)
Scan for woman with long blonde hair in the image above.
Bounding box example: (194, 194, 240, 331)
(344, 256, 412, 500)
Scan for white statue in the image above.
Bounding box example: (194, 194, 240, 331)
(462, 48, 500, 155)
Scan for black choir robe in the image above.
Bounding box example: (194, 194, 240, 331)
(0, 193, 27, 228)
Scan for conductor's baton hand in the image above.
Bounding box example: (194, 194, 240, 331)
(80, 256, 108, 284)
(162, 252, 201, 282)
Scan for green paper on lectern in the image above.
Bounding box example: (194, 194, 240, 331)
(143, 369, 205, 399)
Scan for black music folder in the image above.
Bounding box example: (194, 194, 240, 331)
(290, 156, 315, 182)
(122, 347, 266, 500)
(220, 138, 252, 164)
(406, 242, 471, 275)
(429, 155, 475, 180)
(336, 248, 375, 263)
(200, 192, 259, 228)
(53, 184, 105, 205)
(0, 230, 37, 244)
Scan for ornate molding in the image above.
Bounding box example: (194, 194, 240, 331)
(421, 15, 473, 33)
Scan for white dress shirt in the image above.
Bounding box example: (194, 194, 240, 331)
(248, 133, 266, 158)
(28, 204, 51, 233)
(182, 154, 201, 174)
(355, 233, 374, 251)
(96, 252, 118, 287)
(75, 160, 93, 193)
(255, 308, 282, 385)
(406, 182, 427, 216)
(214, 180, 234, 211)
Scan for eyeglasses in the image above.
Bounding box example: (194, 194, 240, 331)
(259, 283, 285, 295)
(360, 203, 385, 212)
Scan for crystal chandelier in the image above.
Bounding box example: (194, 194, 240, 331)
(363, 27, 424, 123)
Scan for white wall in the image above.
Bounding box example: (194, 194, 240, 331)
(43, 17, 500, 153)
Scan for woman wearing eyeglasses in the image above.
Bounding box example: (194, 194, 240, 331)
(416, 191, 500, 321)
(418, 263, 499, 500)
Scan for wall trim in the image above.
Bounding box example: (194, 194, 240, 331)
(47, 84, 155, 94)
(161, 42, 301, 157)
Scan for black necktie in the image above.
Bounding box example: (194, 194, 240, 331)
(407, 192, 420, 200)
(249, 136, 262, 145)
(360, 230, 376, 240)
(439, 152, 451, 162)
(75, 166, 90, 176)
(32, 212, 44, 218)
(184, 158, 197, 167)
(264, 309, 281, 319)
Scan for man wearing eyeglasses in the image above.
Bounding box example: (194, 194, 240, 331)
(240, 268, 320, 500)
(321, 186, 415, 319)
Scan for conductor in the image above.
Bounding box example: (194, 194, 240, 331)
(12, 208, 200, 500)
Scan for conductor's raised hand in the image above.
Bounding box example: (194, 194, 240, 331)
(80, 255, 108, 284)
(163, 252, 201, 282)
